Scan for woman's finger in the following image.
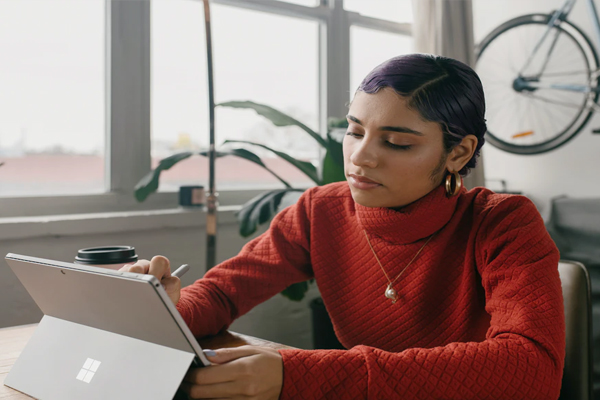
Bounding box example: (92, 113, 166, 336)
(119, 259, 150, 273)
(184, 361, 241, 385)
(148, 255, 170, 280)
(204, 346, 259, 364)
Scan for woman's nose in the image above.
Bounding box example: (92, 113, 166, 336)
(349, 139, 378, 169)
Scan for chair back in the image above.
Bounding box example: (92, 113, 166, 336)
(558, 260, 592, 400)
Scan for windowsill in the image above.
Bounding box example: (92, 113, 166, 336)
(0, 205, 242, 241)
(0, 184, 313, 218)
(0, 184, 309, 240)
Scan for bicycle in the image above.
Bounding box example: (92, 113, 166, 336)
(475, 0, 600, 154)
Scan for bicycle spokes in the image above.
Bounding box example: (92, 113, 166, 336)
(476, 15, 598, 154)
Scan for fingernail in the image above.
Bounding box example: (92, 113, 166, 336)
(203, 349, 217, 357)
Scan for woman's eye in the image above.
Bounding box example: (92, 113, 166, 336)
(386, 142, 412, 150)
(345, 132, 411, 150)
(345, 131, 363, 138)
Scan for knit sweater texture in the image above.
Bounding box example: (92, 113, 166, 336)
(176, 181, 565, 400)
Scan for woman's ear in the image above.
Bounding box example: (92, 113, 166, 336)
(445, 135, 478, 172)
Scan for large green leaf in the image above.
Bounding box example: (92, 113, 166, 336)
(134, 148, 294, 202)
(199, 148, 292, 188)
(321, 133, 346, 184)
(236, 191, 275, 237)
(326, 131, 344, 166)
(236, 188, 303, 237)
(321, 151, 346, 185)
(218, 101, 327, 148)
(224, 140, 321, 185)
(134, 152, 194, 202)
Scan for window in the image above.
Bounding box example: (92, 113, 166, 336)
(344, 0, 413, 23)
(350, 26, 414, 96)
(151, 0, 207, 192)
(0, 0, 413, 217)
(152, 1, 319, 191)
(0, 0, 105, 197)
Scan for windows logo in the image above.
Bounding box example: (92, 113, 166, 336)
(76, 358, 101, 383)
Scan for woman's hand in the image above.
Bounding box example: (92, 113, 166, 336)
(181, 345, 283, 400)
(119, 255, 181, 305)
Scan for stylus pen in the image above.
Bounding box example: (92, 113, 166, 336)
(172, 264, 190, 279)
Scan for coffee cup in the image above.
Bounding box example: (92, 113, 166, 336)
(75, 246, 138, 270)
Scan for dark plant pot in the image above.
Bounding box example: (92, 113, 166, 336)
(310, 297, 345, 350)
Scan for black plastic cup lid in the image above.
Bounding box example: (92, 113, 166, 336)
(75, 246, 138, 265)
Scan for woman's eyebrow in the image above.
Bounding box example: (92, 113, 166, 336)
(346, 114, 424, 136)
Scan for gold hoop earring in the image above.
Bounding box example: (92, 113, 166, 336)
(445, 171, 462, 197)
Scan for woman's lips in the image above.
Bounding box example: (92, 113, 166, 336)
(349, 174, 381, 190)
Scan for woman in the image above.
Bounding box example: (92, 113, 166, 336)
(124, 54, 565, 399)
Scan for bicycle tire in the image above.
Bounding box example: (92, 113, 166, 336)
(476, 13, 599, 155)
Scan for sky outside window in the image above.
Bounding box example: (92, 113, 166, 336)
(151, 1, 319, 191)
(0, 0, 105, 197)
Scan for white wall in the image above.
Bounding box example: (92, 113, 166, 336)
(0, 211, 320, 349)
(473, 0, 600, 219)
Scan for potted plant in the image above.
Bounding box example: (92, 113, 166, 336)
(134, 101, 347, 348)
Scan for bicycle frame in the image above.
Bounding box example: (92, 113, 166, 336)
(585, 0, 600, 50)
(518, 0, 600, 96)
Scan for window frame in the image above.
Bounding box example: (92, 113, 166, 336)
(0, 0, 411, 219)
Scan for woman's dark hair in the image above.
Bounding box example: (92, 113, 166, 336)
(357, 53, 486, 176)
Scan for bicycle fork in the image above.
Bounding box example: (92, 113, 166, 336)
(519, 2, 576, 77)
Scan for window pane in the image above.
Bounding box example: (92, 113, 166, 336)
(350, 27, 413, 97)
(344, 0, 413, 23)
(0, 0, 105, 197)
(152, 2, 320, 191)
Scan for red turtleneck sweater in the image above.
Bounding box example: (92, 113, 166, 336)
(176, 182, 564, 400)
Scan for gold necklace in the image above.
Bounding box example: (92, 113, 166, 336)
(363, 230, 436, 304)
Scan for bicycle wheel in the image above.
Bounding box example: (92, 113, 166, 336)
(476, 13, 599, 155)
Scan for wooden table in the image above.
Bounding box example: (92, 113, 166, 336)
(0, 323, 293, 399)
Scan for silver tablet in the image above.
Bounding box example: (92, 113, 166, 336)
(4, 253, 210, 400)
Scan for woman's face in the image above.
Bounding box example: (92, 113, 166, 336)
(343, 88, 450, 209)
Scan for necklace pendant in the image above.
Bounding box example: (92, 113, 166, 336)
(384, 283, 398, 304)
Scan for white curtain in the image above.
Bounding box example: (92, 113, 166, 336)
(411, 0, 485, 189)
